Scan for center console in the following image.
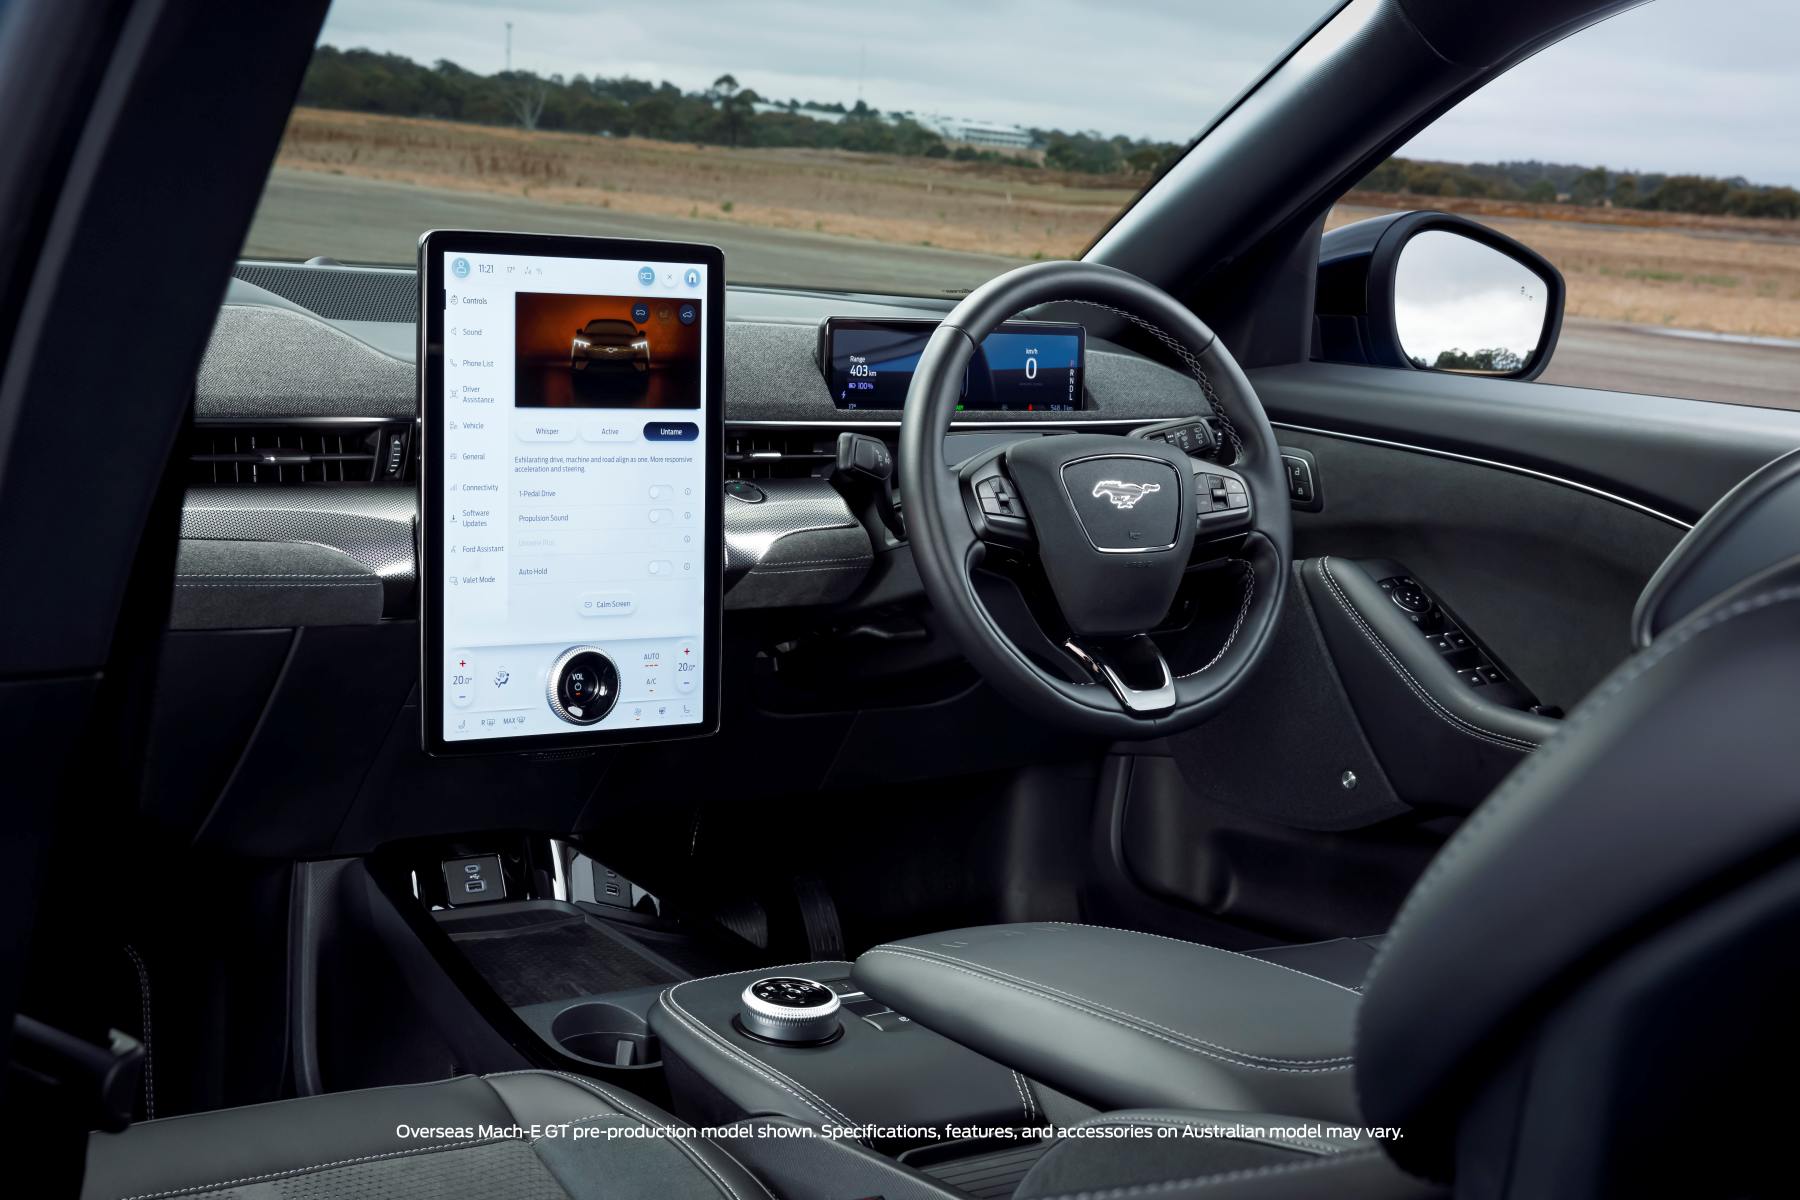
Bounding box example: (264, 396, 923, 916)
(648, 963, 1064, 1157)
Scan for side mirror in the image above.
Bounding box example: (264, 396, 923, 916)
(1314, 211, 1564, 381)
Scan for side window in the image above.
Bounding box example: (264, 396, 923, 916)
(1325, 0, 1799, 410)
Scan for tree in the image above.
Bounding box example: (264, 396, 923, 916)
(504, 73, 548, 131)
(711, 73, 751, 147)
(1525, 179, 1556, 203)
(1570, 166, 1609, 206)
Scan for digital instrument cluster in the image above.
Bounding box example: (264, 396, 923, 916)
(820, 317, 1085, 411)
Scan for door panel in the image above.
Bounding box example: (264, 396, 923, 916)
(1252, 363, 1800, 522)
(1252, 363, 1800, 706)
(1275, 428, 1681, 709)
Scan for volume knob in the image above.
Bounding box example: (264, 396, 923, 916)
(547, 646, 620, 726)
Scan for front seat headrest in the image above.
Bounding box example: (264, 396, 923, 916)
(1632, 446, 1800, 648)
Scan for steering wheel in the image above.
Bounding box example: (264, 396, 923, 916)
(899, 260, 1291, 738)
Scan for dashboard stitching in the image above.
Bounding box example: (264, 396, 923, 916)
(863, 948, 1353, 1072)
(1177, 562, 1256, 679)
(173, 581, 374, 589)
(1316, 556, 1538, 751)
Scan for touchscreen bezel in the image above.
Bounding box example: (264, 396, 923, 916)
(418, 229, 725, 756)
(820, 316, 1086, 411)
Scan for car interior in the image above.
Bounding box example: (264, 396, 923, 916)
(4, 0, 1799, 1198)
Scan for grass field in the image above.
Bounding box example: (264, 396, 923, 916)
(273, 107, 1800, 340)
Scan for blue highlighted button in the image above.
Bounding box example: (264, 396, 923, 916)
(637, 266, 656, 286)
(644, 422, 699, 441)
(631, 302, 650, 323)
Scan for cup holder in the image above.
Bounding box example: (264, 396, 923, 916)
(551, 1001, 660, 1069)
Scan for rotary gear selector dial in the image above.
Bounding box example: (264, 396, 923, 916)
(547, 646, 620, 725)
(737, 976, 842, 1044)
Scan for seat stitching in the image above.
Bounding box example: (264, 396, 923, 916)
(656, 988, 856, 1128)
(1009, 1069, 1032, 1123)
(122, 944, 154, 1120)
(881, 944, 1352, 1064)
(1072, 1115, 1345, 1156)
(862, 949, 1351, 1075)
(108, 1137, 507, 1200)
(493, 1068, 754, 1200)
(1023, 1149, 1387, 1200)
(1316, 557, 1537, 751)
(1362, 585, 1800, 997)
(1037, 923, 1366, 996)
(1176, 562, 1255, 679)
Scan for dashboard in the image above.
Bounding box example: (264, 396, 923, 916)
(179, 261, 1227, 637)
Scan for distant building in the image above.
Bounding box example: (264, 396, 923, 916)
(746, 101, 845, 124)
(907, 113, 1035, 151)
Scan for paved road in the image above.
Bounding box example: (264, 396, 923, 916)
(1540, 320, 1799, 410)
(245, 169, 1022, 296)
(249, 171, 1797, 410)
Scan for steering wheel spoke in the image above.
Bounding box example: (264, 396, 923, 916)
(1190, 460, 1256, 543)
(959, 444, 1036, 553)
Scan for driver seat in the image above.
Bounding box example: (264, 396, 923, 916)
(851, 449, 1800, 1196)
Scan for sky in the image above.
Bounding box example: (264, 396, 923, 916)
(318, 0, 1800, 186)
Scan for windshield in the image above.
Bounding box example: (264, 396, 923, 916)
(242, 1, 1337, 295)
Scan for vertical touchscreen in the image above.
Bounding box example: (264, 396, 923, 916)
(421, 233, 722, 753)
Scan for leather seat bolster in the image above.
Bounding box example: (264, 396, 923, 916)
(852, 923, 1362, 1122)
(81, 1071, 768, 1200)
(1014, 1109, 1441, 1200)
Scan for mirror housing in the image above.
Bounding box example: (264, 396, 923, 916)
(1314, 210, 1565, 381)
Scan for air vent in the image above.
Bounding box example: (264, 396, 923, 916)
(188, 422, 413, 485)
(725, 427, 841, 481)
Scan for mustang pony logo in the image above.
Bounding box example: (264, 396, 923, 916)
(1091, 480, 1163, 510)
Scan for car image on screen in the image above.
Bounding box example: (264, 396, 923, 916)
(570, 318, 650, 372)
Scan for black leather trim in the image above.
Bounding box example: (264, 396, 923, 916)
(852, 923, 1360, 1121)
(1244, 937, 1387, 992)
(80, 1071, 769, 1200)
(1303, 557, 1554, 809)
(1014, 1109, 1441, 1200)
(648, 961, 1038, 1149)
(1632, 446, 1800, 648)
(1358, 566, 1800, 1176)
